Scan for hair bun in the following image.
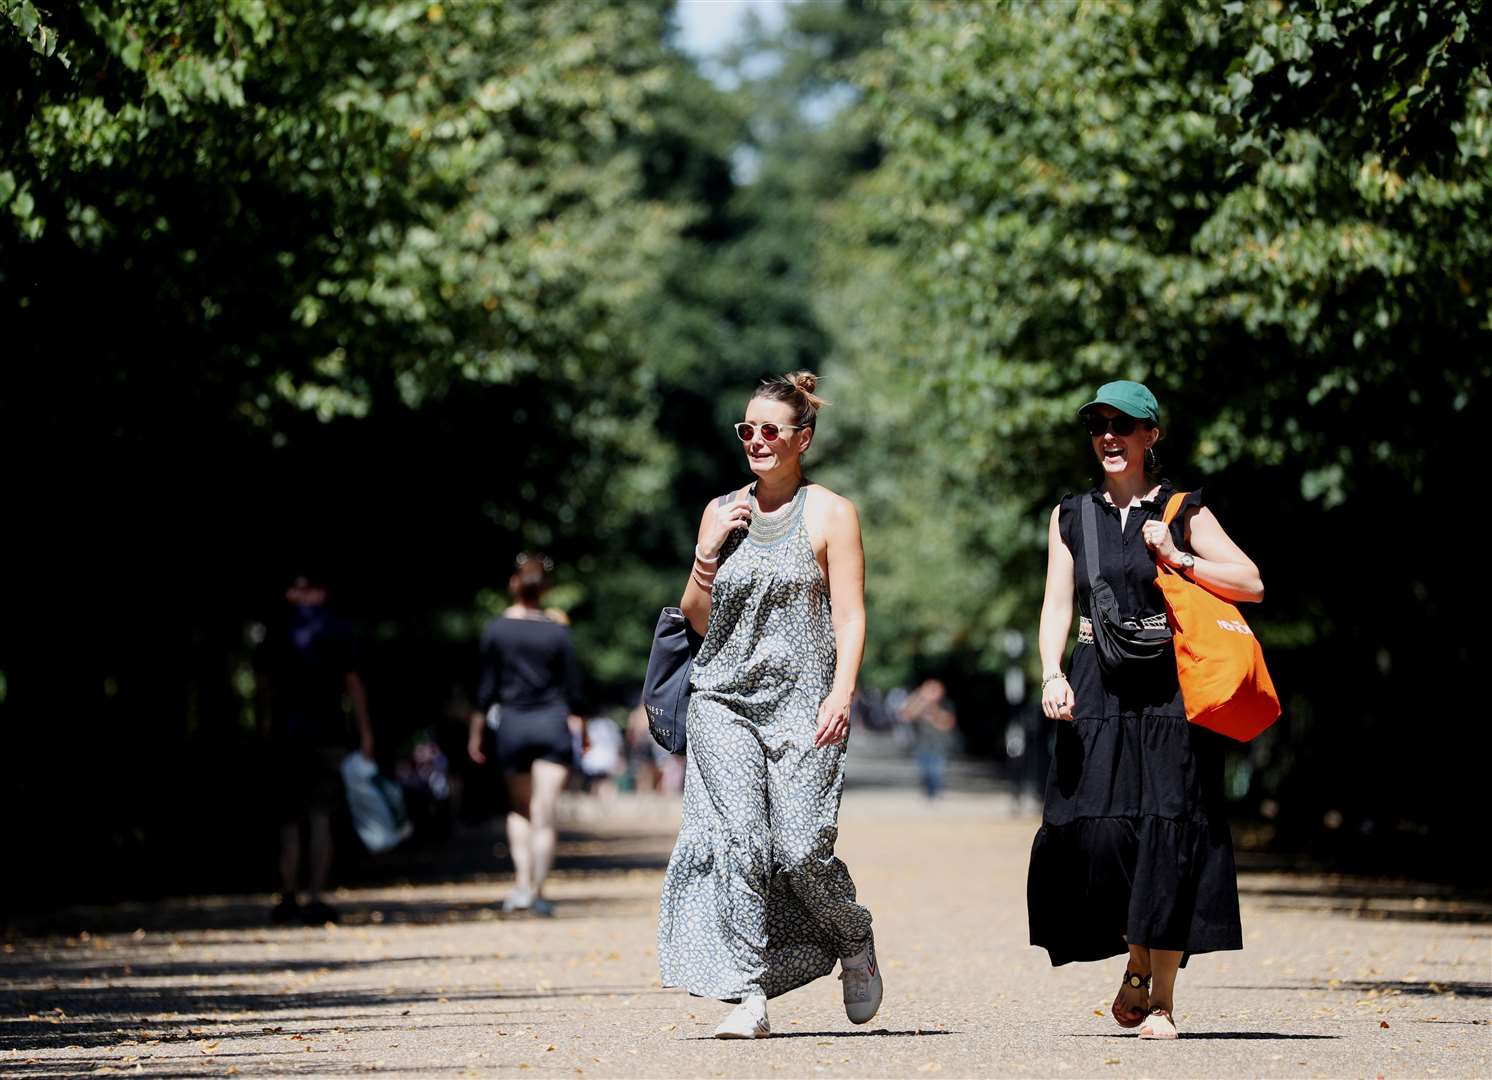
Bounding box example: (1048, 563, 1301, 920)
(788, 370, 827, 410)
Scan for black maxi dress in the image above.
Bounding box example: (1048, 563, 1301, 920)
(1027, 484, 1243, 966)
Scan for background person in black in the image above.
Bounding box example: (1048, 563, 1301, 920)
(468, 553, 584, 916)
(1027, 381, 1265, 1041)
(259, 572, 375, 925)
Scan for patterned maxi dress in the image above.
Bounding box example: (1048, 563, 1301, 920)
(658, 484, 874, 1001)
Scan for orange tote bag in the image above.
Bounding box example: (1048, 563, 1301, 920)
(1155, 492, 1280, 742)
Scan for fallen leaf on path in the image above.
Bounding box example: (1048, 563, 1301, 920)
(1380, 1021, 1390, 1029)
(1104, 1059, 1120, 1066)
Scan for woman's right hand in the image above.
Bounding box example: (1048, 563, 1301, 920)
(467, 730, 487, 765)
(1041, 675, 1075, 721)
(698, 493, 752, 559)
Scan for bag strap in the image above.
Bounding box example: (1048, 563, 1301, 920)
(1153, 491, 1191, 578)
(1080, 495, 1102, 594)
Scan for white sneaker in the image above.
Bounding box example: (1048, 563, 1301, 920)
(501, 887, 534, 913)
(713, 994, 770, 1039)
(839, 937, 883, 1025)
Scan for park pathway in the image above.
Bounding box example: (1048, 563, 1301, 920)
(3, 784, 1489, 1079)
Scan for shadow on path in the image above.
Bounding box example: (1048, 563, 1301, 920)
(1065, 1031, 1342, 1040)
(687, 1029, 955, 1041)
(1215, 979, 1492, 999)
(5, 824, 673, 938)
(0, 982, 667, 1054)
(1234, 875, 1492, 925)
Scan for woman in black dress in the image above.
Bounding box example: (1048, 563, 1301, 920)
(1027, 381, 1265, 1039)
(469, 554, 584, 916)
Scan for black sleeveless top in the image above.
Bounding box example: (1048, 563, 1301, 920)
(1056, 483, 1205, 716)
(1058, 483, 1203, 626)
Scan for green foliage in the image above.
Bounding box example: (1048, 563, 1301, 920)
(1217, 0, 1492, 177)
(826, 0, 1485, 833)
(1, 1, 694, 725)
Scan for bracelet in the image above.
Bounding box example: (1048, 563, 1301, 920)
(1041, 672, 1067, 689)
(691, 569, 714, 592)
(694, 545, 719, 564)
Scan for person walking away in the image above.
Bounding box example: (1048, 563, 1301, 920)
(259, 571, 374, 926)
(657, 371, 882, 1039)
(469, 553, 585, 916)
(1027, 381, 1265, 1039)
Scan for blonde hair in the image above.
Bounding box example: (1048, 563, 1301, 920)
(754, 370, 828, 429)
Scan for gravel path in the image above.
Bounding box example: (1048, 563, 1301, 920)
(4, 789, 1488, 1078)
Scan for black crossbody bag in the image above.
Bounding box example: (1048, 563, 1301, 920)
(1080, 496, 1173, 674)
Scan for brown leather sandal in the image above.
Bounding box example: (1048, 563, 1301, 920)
(1111, 969, 1151, 1028)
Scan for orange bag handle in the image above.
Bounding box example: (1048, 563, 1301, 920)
(1154, 491, 1190, 578)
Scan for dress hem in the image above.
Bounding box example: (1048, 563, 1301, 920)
(660, 964, 836, 1003)
(1031, 937, 1243, 969)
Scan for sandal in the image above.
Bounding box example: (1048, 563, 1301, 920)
(1111, 969, 1151, 1029)
(1138, 1008, 1178, 1040)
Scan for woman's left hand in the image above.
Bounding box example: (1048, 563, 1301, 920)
(1141, 519, 1179, 565)
(814, 689, 853, 747)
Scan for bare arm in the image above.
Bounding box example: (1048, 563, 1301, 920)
(1147, 507, 1265, 603)
(826, 496, 867, 699)
(1038, 505, 1077, 721)
(467, 709, 487, 764)
(814, 495, 866, 747)
(1184, 509, 1264, 602)
(681, 491, 752, 636)
(345, 672, 375, 760)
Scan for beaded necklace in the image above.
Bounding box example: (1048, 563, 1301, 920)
(747, 482, 808, 548)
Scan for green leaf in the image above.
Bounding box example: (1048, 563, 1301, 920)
(16, 1, 39, 37)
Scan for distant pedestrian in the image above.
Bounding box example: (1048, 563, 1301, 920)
(259, 572, 374, 926)
(1027, 381, 1265, 1039)
(899, 678, 957, 799)
(657, 371, 882, 1039)
(469, 553, 584, 916)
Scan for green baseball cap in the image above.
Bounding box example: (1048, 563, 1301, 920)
(1078, 380, 1159, 423)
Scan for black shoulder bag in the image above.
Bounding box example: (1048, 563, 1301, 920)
(641, 492, 741, 753)
(1080, 495, 1173, 675)
(641, 607, 699, 754)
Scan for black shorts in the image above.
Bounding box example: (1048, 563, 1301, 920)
(273, 744, 345, 823)
(494, 705, 574, 775)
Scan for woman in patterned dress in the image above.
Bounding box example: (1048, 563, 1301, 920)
(657, 371, 882, 1039)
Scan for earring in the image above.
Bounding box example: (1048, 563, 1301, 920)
(1145, 447, 1157, 472)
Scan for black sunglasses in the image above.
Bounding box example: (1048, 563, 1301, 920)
(1084, 414, 1142, 438)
